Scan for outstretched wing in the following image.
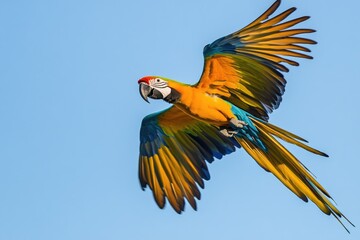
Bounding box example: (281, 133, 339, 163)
(139, 106, 239, 213)
(195, 0, 316, 120)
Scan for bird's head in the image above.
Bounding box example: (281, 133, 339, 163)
(138, 76, 180, 103)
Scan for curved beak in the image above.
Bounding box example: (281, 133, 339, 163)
(139, 83, 151, 103)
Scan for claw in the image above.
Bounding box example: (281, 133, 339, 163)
(229, 118, 247, 129)
(220, 128, 239, 137)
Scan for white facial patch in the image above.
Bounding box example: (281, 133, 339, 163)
(158, 86, 171, 98)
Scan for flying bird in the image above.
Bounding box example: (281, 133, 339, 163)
(137, 0, 353, 231)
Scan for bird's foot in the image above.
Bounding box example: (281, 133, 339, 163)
(229, 118, 247, 129)
(220, 128, 239, 137)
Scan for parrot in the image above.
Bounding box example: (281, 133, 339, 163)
(137, 0, 353, 231)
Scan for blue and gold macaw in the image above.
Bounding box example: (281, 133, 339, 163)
(137, 0, 353, 231)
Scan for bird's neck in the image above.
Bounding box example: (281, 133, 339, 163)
(166, 81, 193, 106)
(164, 88, 181, 103)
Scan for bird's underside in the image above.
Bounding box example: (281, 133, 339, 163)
(137, 0, 354, 232)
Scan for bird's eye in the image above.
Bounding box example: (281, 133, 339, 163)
(156, 79, 161, 82)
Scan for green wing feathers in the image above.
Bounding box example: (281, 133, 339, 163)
(197, 0, 316, 120)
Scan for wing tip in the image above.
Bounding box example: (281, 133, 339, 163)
(274, 0, 281, 8)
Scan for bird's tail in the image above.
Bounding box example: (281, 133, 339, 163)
(234, 116, 354, 232)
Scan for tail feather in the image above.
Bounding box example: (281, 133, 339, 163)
(237, 137, 308, 202)
(252, 117, 328, 157)
(235, 117, 353, 232)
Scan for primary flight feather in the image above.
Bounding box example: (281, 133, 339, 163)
(137, 0, 353, 231)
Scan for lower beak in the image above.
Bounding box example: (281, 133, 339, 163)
(139, 83, 151, 103)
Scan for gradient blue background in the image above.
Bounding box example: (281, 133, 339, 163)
(1, 0, 359, 239)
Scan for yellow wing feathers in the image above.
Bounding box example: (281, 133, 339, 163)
(139, 107, 238, 213)
(196, 0, 316, 120)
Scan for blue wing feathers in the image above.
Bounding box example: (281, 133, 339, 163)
(230, 104, 267, 151)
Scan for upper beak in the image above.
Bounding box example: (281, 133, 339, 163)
(139, 83, 151, 103)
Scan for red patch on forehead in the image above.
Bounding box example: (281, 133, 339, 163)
(138, 76, 153, 84)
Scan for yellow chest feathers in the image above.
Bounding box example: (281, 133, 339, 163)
(172, 85, 235, 125)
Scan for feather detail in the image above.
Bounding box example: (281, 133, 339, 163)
(196, 0, 316, 120)
(231, 114, 354, 232)
(139, 106, 237, 212)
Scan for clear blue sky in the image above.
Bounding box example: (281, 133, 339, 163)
(0, 0, 359, 239)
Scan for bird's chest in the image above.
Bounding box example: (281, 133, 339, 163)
(175, 92, 233, 125)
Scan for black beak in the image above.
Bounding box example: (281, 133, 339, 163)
(139, 83, 151, 103)
(139, 83, 165, 103)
